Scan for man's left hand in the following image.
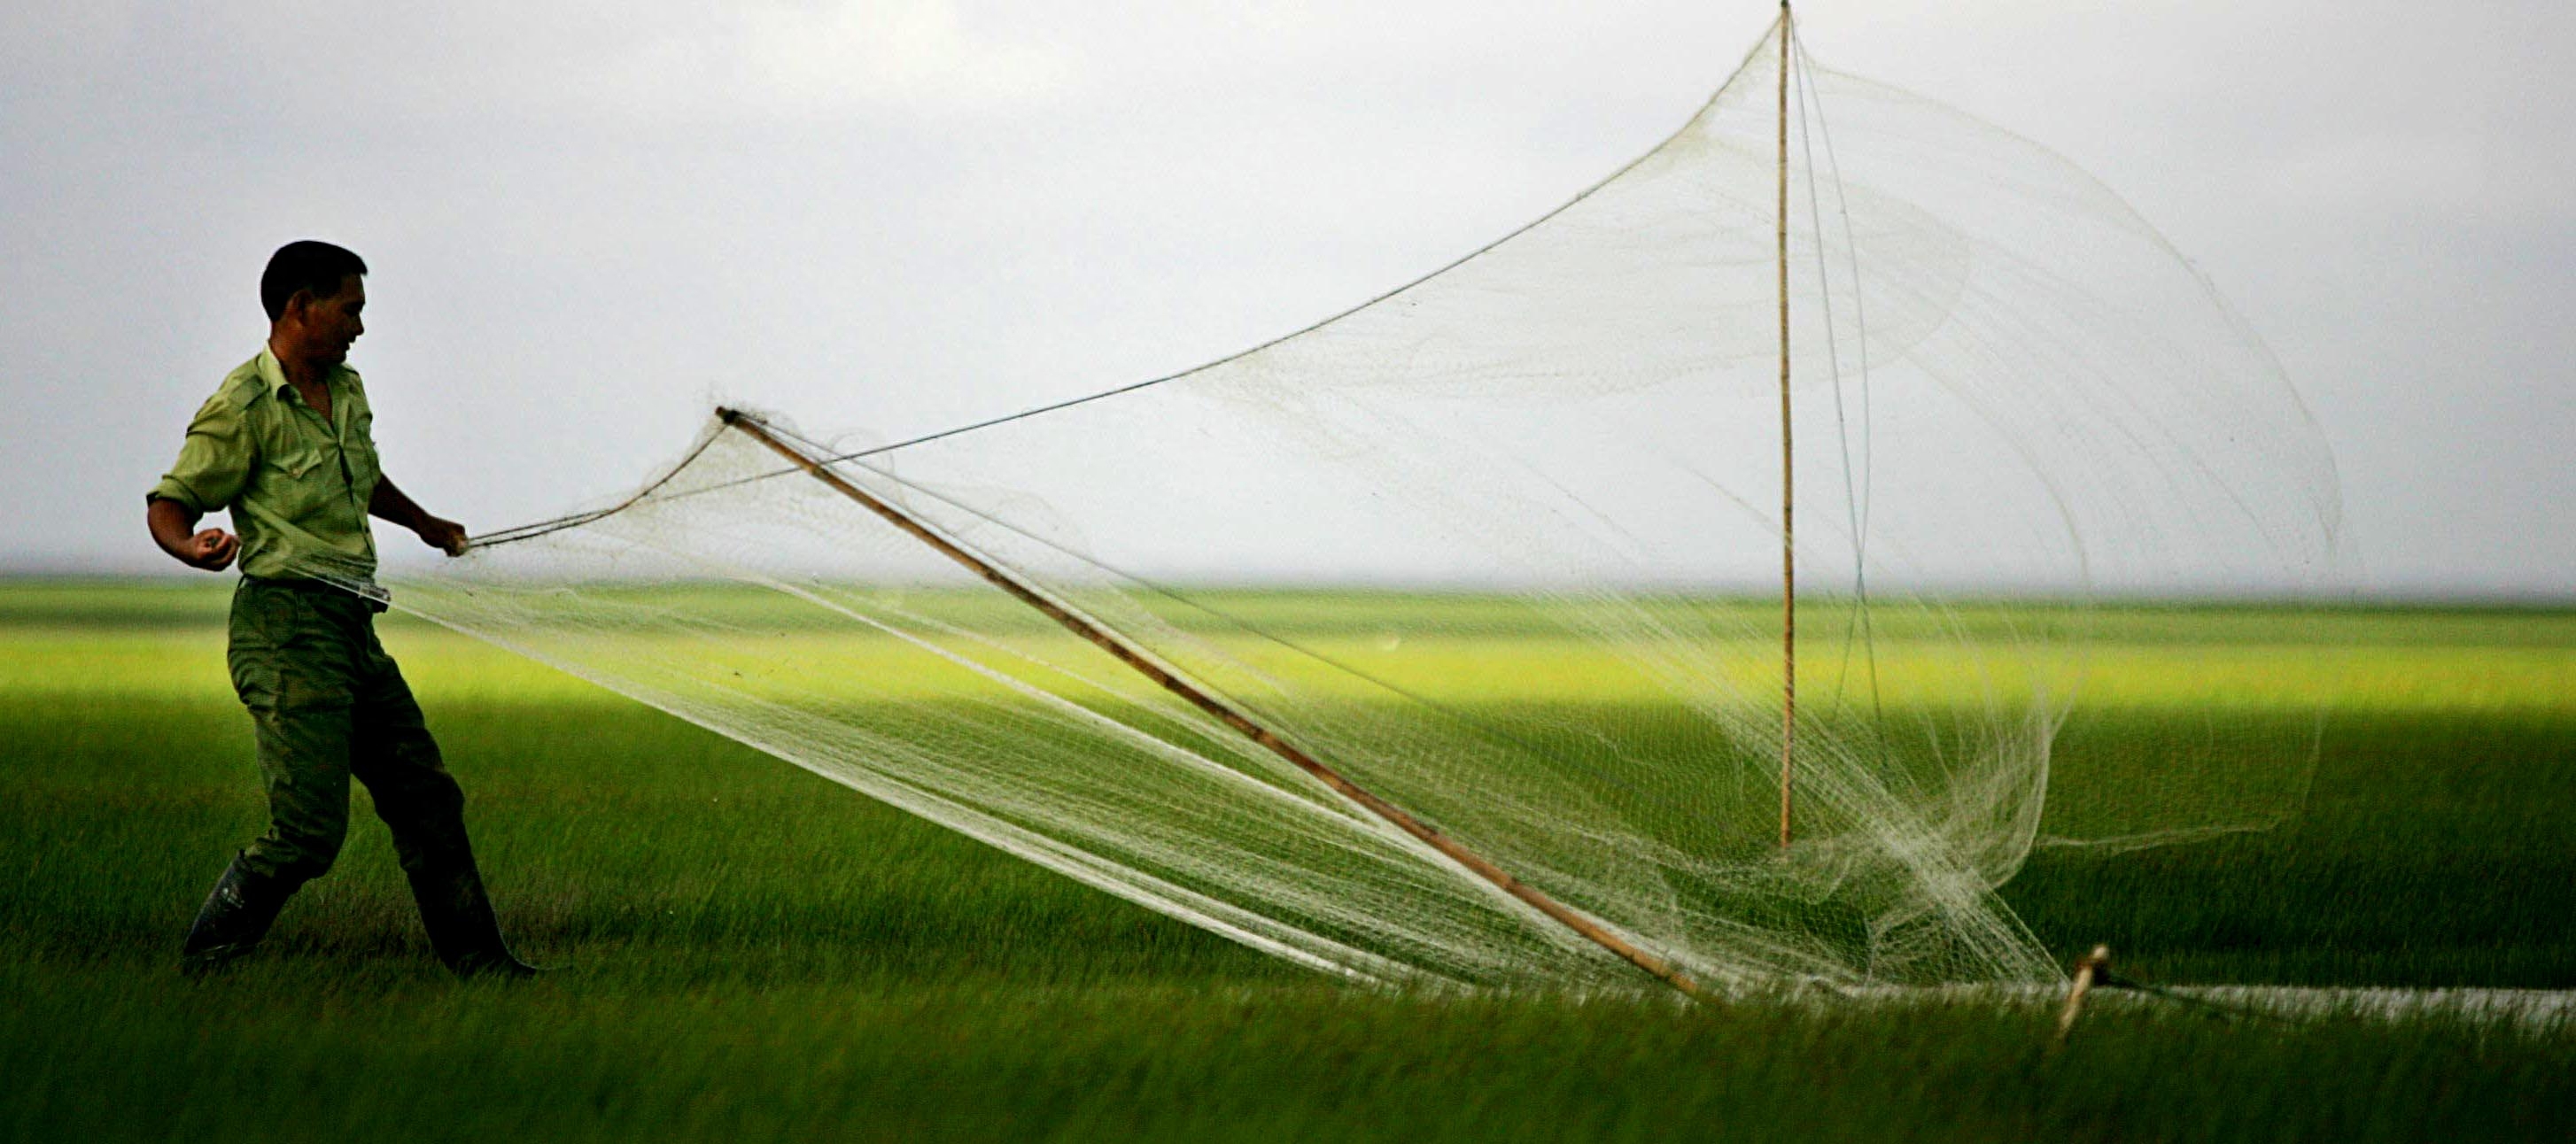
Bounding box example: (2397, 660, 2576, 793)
(415, 516, 469, 557)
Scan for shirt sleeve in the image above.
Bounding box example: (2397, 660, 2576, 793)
(146, 391, 253, 512)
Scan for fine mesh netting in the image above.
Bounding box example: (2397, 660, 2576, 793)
(288, 19, 2347, 993)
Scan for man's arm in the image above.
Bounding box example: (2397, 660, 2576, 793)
(147, 498, 240, 571)
(370, 476, 468, 556)
(148, 390, 252, 572)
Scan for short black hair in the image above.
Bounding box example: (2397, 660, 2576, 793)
(260, 240, 368, 321)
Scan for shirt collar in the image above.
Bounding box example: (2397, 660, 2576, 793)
(258, 342, 348, 405)
(257, 343, 291, 398)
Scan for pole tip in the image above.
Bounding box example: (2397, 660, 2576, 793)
(716, 406, 742, 425)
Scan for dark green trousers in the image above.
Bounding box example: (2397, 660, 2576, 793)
(228, 577, 470, 888)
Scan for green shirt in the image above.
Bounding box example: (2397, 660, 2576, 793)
(148, 346, 384, 581)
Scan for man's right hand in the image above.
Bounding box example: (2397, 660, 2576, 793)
(178, 528, 241, 571)
(148, 497, 239, 572)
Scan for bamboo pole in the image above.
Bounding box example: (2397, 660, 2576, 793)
(716, 407, 1710, 1001)
(1776, 4, 1797, 852)
(2054, 945, 2114, 1045)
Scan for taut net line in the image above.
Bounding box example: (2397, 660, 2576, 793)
(291, 19, 2346, 995)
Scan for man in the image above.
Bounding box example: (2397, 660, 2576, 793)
(147, 239, 534, 978)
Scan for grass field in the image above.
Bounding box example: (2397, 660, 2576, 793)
(4, 579, 2571, 1140)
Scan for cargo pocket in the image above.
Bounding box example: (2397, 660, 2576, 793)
(228, 649, 281, 711)
(229, 590, 285, 711)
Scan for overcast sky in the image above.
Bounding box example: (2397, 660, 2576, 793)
(4, 1, 2569, 597)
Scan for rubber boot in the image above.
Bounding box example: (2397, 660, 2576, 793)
(407, 853, 539, 979)
(180, 854, 296, 976)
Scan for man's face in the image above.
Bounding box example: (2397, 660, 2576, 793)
(294, 274, 366, 365)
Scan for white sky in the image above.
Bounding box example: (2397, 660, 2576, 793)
(4, 1, 2569, 597)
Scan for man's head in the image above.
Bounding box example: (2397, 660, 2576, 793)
(261, 240, 368, 368)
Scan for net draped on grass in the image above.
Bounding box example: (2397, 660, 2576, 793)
(290, 20, 2346, 993)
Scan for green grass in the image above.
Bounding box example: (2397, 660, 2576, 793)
(2, 578, 2570, 1140)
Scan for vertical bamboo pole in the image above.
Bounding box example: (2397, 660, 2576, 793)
(1776, 4, 1797, 852)
(714, 407, 1710, 1001)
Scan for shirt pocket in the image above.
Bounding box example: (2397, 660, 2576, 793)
(343, 410, 382, 504)
(257, 437, 334, 519)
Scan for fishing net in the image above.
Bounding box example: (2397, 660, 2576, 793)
(286, 20, 2346, 993)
